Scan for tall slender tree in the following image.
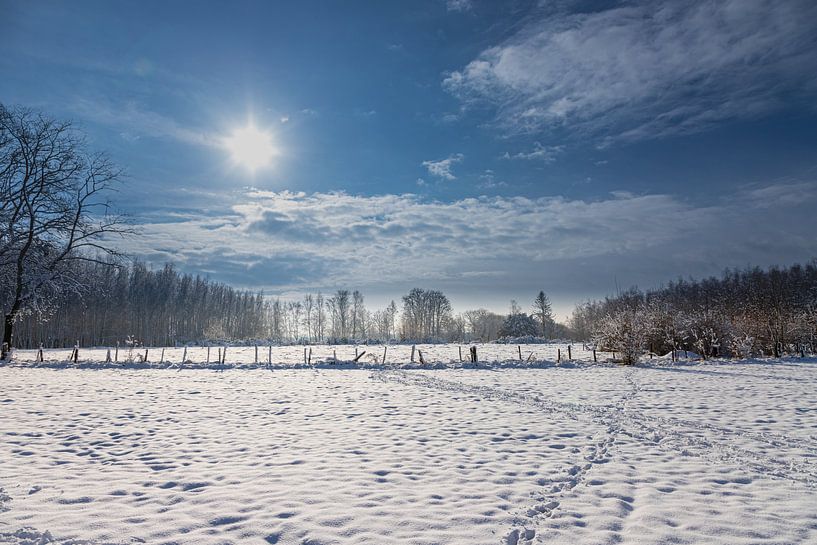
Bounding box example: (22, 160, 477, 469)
(533, 290, 554, 337)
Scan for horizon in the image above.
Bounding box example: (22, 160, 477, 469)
(3, 0, 817, 321)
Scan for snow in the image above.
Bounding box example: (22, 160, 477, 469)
(7, 343, 603, 368)
(1, 359, 816, 544)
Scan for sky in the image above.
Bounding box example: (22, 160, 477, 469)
(2, 0, 817, 319)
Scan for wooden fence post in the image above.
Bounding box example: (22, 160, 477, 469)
(518, 345, 522, 361)
(410, 345, 416, 363)
(382, 346, 387, 364)
(470, 346, 477, 363)
(458, 345, 463, 362)
(115, 342, 119, 363)
(567, 345, 572, 360)
(557, 348, 561, 363)
(160, 348, 165, 364)
(308, 347, 312, 365)
(38, 344, 45, 362)
(206, 346, 211, 363)
(255, 346, 258, 364)
(593, 349, 597, 363)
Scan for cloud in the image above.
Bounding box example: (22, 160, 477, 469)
(503, 142, 564, 162)
(72, 98, 216, 147)
(422, 154, 464, 180)
(478, 170, 507, 189)
(446, 0, 472, 12)
(124, 182, 817, 304)
(443, 0, 817, 144)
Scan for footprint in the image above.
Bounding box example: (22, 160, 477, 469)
(209, 515, 247, 526)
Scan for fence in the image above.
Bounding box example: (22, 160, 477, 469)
(8, 343, 613, 366)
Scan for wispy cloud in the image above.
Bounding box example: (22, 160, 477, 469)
(422, 154, 464, 180)
(446, 0, 472, 13)
(478, 170, 507, 190)
(72, 98, 216, 147)
(503, 142, 564, 162)
(444, 0, 817, 144)
(125, 182, 817, 300)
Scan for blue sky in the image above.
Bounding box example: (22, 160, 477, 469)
(2, 0, 817, 317)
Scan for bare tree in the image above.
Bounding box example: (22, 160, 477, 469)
(351, 290, 365, 339)
(401, 288, 452, 341)
(315, 292, 325, 342)
(328, 289, 350, 340)
(0, 104, 130, 359)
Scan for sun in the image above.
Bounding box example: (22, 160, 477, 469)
(223, 123, 277, 172)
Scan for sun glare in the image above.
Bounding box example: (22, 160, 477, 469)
(223, 123, 277, 172)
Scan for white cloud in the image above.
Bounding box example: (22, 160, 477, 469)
(125, 182, 817, 300)
(503, 142, 564, 162)
(446, 0, 472, 12)
(444, 0, 817, 143)
(478, 170, 507, 189)
(422, 153, 464, 180)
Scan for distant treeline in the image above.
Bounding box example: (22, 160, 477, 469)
(570, 260, 817, 362)
(4, 260, 563, 348)
(6, 261, 268, 348)
(7, 254, 817, 358)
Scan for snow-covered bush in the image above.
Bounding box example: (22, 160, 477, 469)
(593, 308, 651, 364)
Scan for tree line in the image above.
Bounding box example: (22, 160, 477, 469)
(3, 254, 562, 348)
(571, 261, 817, 363)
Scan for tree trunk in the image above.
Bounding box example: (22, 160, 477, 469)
(2, 313, 14, 360)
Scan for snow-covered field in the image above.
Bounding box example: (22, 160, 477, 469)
(1, 359, 816, 544)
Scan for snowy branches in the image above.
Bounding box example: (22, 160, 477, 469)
(573, 261, 817, 361)
(0, 104, 130, 358)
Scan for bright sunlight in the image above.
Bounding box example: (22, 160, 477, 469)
(223, 123, 277, 172)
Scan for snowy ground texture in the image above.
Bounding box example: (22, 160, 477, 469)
(1, 358, 817, 544)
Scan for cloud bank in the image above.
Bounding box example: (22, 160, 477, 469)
(444, 0, 817, 144)
(127, 182, 817, 311)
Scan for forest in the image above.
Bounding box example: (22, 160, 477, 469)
(571, 261, 817, 362)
